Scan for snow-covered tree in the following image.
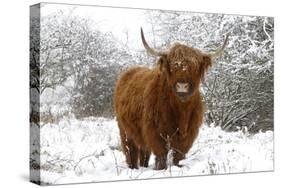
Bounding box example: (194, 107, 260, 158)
(40, 10, 134, 118)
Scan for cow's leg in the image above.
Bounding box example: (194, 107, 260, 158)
(172, 117, 201, 167)
(125, 139, 139, 169)
(139, 148, 151, 167)
(172, 150, 185, 167)
(154, 153, 167, 170)
(144, 130, 168, 170)
(120, 129, 139, 169)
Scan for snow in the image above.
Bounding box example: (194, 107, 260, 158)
(30, 117, 273, 185)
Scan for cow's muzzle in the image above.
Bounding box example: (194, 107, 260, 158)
(174, 81, 193, 102)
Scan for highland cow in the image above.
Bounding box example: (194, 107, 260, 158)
(114, 28, 229, 170)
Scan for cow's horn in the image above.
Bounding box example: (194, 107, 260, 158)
(209, 33, 230, 58)
(141, 27, 166, 56)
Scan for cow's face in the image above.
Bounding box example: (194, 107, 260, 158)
(140, 27, 229, 103)
(159, 44, 212, 102)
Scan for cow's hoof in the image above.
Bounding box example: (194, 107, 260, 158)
(128, 164, 139, 169)
(174, 163, 183, 168)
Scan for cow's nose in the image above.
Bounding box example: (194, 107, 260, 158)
(175, 82, 190, 93)
(177, 92, 188, 98)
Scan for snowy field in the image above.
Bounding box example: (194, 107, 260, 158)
(30, 117, 273, 185)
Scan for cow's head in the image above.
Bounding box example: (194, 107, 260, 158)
(141, 28, 229, 102)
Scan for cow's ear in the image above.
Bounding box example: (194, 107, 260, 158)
(159, 55, 170, 75)
(200, 55, 212, 80)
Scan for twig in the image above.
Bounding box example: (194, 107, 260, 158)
(112, 150, 120, 176)
(159, 128, 183, 175)
(263, 18, 272, 41)
(73, 151, 97, 171)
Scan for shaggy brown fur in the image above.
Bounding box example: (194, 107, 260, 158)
(114, 40, 215, 170)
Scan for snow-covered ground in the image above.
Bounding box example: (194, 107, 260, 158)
(30, 117, 273, 185)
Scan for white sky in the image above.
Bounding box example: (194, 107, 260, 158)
(40, 3, 154, 50)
